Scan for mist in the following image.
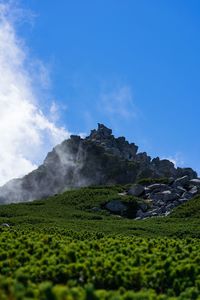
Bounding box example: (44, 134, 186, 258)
(0, 1, 69, 186)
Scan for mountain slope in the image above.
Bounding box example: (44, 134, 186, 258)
(0, 124, 197, 203)
(0, 185, 199, 238)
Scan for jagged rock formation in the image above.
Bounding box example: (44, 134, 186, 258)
(0, 123, 197, 204)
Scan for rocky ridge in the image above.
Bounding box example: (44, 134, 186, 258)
(0, 123, 198, 205)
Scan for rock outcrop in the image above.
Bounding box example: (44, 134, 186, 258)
(126, 175, 200, 219)
(0, 123, 198, 204)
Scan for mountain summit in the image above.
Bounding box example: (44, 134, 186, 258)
(0, 124, 197, 203)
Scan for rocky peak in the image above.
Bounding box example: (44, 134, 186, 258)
(0, 123, 198, 204)
(87, 123, 113, 141)
(87, 123, 138, 160)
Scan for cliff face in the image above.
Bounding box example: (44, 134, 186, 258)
(0, 124, 197, 203)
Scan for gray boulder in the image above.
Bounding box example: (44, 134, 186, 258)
(128, 184, 144, 197)
(148, 184, 169, 192)
(151, 190, 179, 202)
(136, 209, 145, 218)
(139, 202, 148, 212)
(178, 198, 188, 203)
(189, 186, 198, 196)
(182, 191, 193, 200)
(190, 179, 200, 187)
(182, 187, 198, 200)
(1, 223, 10, 227)
(173, 175, 190, 187)
(105, 200, 127, 214)
(174, 186, 187, 196)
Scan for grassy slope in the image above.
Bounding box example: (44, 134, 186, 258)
(0, 186, 199, 238)
(0, 187, 200, 299)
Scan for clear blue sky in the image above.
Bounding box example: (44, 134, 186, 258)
(19, 0, 200, 173)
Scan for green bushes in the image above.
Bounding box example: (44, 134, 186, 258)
(0, 186, 200, 298)
(170, 196, 200, 219)
(0, 230, 199, 299)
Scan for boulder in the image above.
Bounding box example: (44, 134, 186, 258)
(174, 186, 187, 196)
(148, 184, 169, 192)
(173, 175, 190, 187)
(178, 198, 188, 203)
(151, 190, 179, 202)
(165, 211, 171, 216)
(136, 209, 145, 218)
(182, 192, 193, 200)
(190, 179, 200, 187)
(1, 223, 10, 227)
(105, 200, 127, 214)
(182, 187, 198, 200)
(138, 202, 149, 212)
(128, 184, 144, 197)
(189, 186, 198, 196)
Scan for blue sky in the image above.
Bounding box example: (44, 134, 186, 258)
(0, 0, 200, 184)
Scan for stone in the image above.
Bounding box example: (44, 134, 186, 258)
(178, 198, 188, 203)
(1, 223, 10, 227)
(189, 186, 198, 196)
(128, 184, 144, 197)
(118, 192, 127, 196)
(91, 207, 101, 212)
(173, 175, 190, 187)
(147, 208, 161, 216)
(136, 209, 145, 218)
(148, 184, 169, 192)
(174, 186, 187, 196)
(105, 200, 127, 214)
(152, 212, 158, 216)
(168, 177, 175, 184)
(165, 211, 171, 216)
(138, 202, 148, 212)
(182, 191, 193, 200)
(151, 190, 179, 202)
(173, 200, 180, 207)
(190, 179, 200, 186)
(182, 187, 198, 200)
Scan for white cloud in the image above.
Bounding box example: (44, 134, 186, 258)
(50, 101, 60, 122)
(100, 85, 137, 119)
(0, 1, 70, 186)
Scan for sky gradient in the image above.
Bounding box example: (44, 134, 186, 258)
(0, 0, 200, 185)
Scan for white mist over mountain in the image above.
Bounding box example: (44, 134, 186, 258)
(0, 2, 70, 186)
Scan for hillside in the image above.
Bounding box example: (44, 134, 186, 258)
(0, 187, 200, 299)
(0, 186, 200, 238)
